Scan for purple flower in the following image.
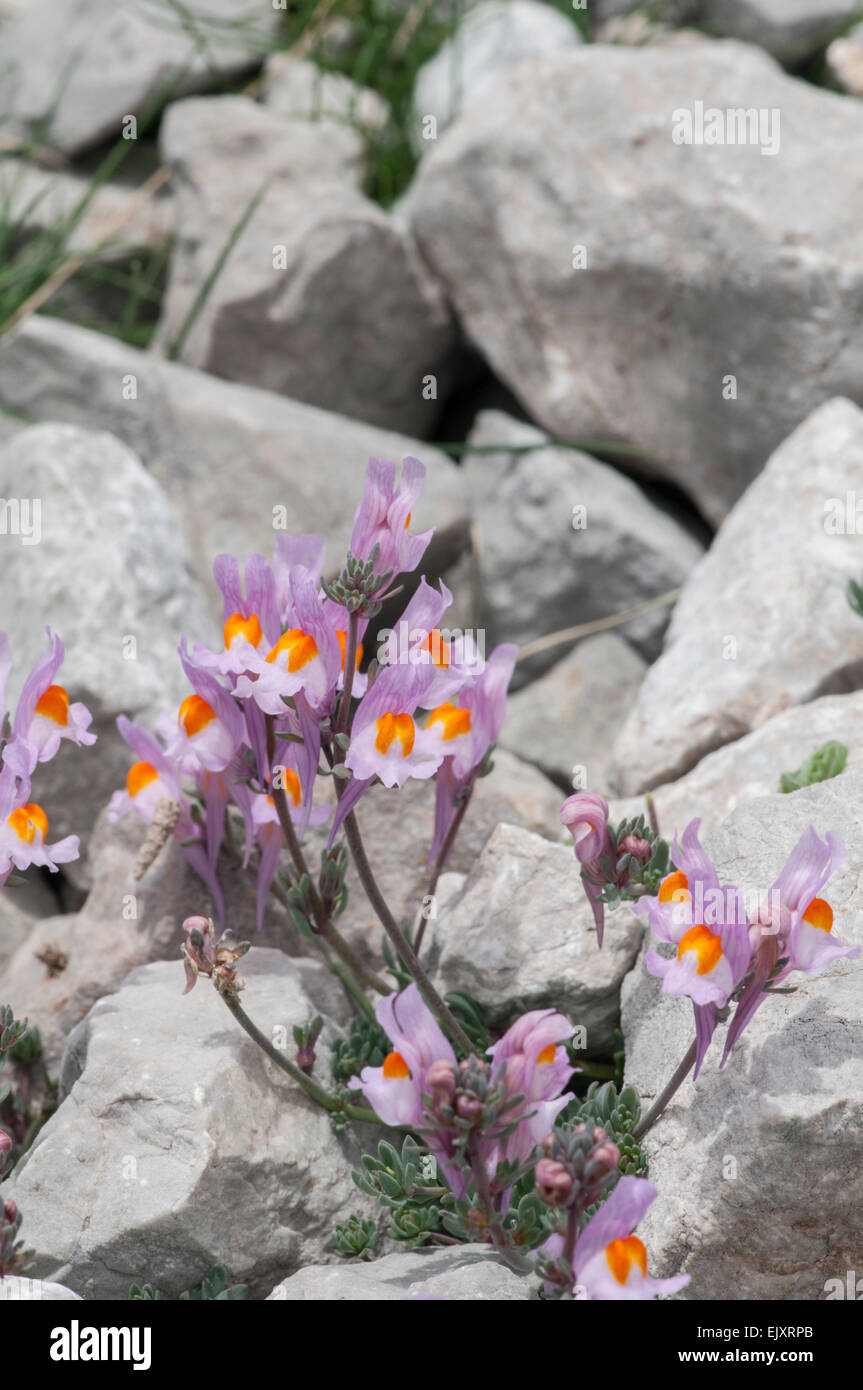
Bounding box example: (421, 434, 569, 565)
(6, 630, 96, 767)
(349, 456, 433, 583)
(560, 793, 614, 946)
(721, 826, 856, 1065)
(486, 1008, 575, 1170)
(0, 736, 78, 889)
(352, 983, 466, 1195)
(546, 1177, 690, 1301)
(425, 643, 517, 866)
(233, 569, 341, 715)
(636, 821, 750, 1076)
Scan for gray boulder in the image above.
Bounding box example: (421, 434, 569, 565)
(501, 633, 646, 791)
(269, 1243, 533, 1300)
(1, 952, 376, 1299)
(610, 399, 863, 794)
(154, 96, 457, 437)
(0, 316, 470, 599)
(622, 773, 863, 1300)
(0, 0, 280, 156)
(464, 411, 703, 663)
(610, 688, 863, 841)
(408, 41, 863, 524)
(699, 0, 860, 63)
(411, 0, 581, 152)
(0, 423, 216, 864)
(432, 823, 643, 1053)
(261, 55, 389, 137)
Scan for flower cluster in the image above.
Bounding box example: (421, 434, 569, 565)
(0, 630, 95, 891)
(539, 1165, 689, 1302)
(565, 796, 857, 1075)
(351, 983, 575, 1204)
(108, 456, 517, 931)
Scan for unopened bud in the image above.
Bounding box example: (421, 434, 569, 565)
(455, 1094, 482, 1121)
(3, 1197, 18, 1224)
(0, 1130, 11, 1173)
(620, 834, 651, 864)
(535, 1158, 573, 1207)
(425, 1059, 457, 1106)
(583, 1141, 620, 1187)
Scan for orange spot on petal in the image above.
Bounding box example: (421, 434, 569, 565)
(424, 630, 451, 668)
(224, 612, 263, 650)
(267, 628, 319, 672)
(677, 924, 723, 975)
(374, 711, 415, 757)
(34, 684, 69, 726)
(537, 1043, 557, 1065)
(7, 803, 48, 843)
(659, 870, 690, 905)
(803, 897, 833, 932)
(383, 1050, 410, 1079)
(179, 693, 215, 737)
(606, 1236, 647, 1285)
(427, 702, 471, 741)
(127, 761, 159, 798)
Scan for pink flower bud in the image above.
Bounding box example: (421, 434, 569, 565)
(3, 1197, 18, 1224)
(620, 834, 651, 864)
(425, 1059, 457, 1107)
(455, 1094, 482, 1121)
(535, 1158, 573, 1206)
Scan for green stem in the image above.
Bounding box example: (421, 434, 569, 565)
(221, 988, 380, 1125)
(468, 1136, 506, 1251)
(265, 714, 389, 996)
(342, 808, 474, 1056)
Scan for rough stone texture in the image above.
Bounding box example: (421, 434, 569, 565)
(500, 633, 646, 791)
(0, 806, 344, 1074)
(610, 399, 863, 795)
(0, 1276, 82, 1300)
(154, 96, 457, 437)
(262, 54, 389, 136)
(826, 22, 863, 97)
(623, 773, 863, 1300)
(269, 1243, 533, 1300)
(0, 423, 216, 862)
(699, 0, 860, 63)
(432, 823, 643, 1053)
(411, 1, 581, 151)
(0, 159, 172, 257)
(464, 411, 703, 664)
(0, 871, 59, 972)
(1, 952, 376, 1299)
(408, 41, 863, 525)
(309, 745, 564, 938)
(610, 688, 863, 841)
(0, 0, 280, 156)
(0, 316, 470, 600)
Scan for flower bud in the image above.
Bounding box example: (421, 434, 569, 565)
(583, 1141, 621, 1187)
(620, 834, 651, 864)
(425, 1059, 457, 1108)
(2, 1198, 18, 1224)
(535, 1158, 573, 1207)
(455, 1094, 482, 1121)
(0, 1130, 11, 1174)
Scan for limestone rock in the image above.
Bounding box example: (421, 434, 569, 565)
(610, 399, 863, 794)
(1, 952, 376, 1299)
